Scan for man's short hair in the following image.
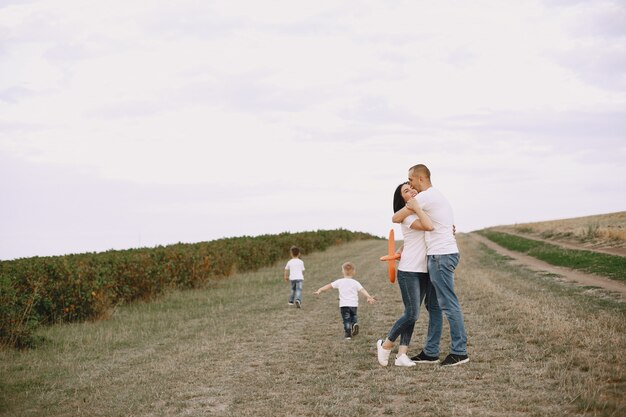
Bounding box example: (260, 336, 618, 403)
(409, 164, 431, 180)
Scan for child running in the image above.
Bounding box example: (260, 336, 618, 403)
(284, 246, 305, 308)
(314, 262, 376, 339)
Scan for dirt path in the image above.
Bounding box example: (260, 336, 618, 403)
(491, 228, 626, 257)
(470, 232, 626, 301)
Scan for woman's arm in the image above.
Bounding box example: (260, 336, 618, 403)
(392, 206, 414, 223)
(406, 198, 434, 231)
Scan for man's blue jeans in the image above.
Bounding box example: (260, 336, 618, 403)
(289, 280, 302, 303)
(426, 253, 467, 356)
(387, 270, 431, 346)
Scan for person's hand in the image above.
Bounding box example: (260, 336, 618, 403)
(367, 296, 376, 304)
(284, 277, 289, 282)
(405, 198, 419, 212)
(314, 290, 321, 296)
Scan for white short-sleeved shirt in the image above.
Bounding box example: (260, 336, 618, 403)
(414, 187, 459, 255)
(398, 214, 428, 273)
(331, 277, 364, 307)
(285, 258, 305, 281)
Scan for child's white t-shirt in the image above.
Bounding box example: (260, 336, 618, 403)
(331, 277, 363, 307)
(285, 258, 305, 280)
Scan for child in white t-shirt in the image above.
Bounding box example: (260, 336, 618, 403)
(284, 246, 305, 308)
(314, 262, 376, 339)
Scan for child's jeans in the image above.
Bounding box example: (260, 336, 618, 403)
(289, 280, 303, 303)
(340, 306, 358, 337)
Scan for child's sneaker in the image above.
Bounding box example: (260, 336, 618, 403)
(376, 339, 391, 366)
(351, 323, 359, 337)
(394, 354, 416, 367)
(288, 302, 294, 305)
(295, 300, 301, 308)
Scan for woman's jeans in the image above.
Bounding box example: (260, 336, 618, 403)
(427, 253, 467, 356)
(387, 270, 431, 346)
(289, 280, 303, 303)
(340, 306, 358, 337)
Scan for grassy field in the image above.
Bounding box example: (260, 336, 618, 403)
(1, 236, 625, 417)
(477, 230, 626, 282)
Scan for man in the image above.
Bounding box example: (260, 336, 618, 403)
(396, 163, 469, 366)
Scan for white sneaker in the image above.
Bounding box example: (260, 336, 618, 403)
(377, 339, 391, 366)
(395, 354, 416, 367)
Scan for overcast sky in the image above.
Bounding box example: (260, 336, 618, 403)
(1, 0, 625, 260)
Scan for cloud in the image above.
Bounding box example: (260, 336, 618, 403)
(1, 0, 625, 259)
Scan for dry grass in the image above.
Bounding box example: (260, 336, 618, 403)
(1, 237, 624, 416)
(495, 211, 626, 249)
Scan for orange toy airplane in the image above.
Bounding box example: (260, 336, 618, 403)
(379, 229, 400, 283)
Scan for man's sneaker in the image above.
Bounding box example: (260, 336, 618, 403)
(376, 339, 391, 366)
(410, 351, 440, 364)
(440, 353, 469, 367)
(295, 300, 301, 308)
(351, 323, 359, 337)
(394, 354, 416, 367)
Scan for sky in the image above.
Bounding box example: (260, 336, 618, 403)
(1, 0, 625, 261)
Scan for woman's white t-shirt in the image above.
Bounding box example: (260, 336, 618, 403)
(285, 258, 305, 280)
(398, 214, 428, 273)
(331, 277, 364, 307)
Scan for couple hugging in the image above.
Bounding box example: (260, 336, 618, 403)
(377, 164, 469, 368)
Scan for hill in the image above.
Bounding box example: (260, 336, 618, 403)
(489, 211, 626, 256)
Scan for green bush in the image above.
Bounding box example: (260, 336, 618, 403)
(0, 229, 378, 348)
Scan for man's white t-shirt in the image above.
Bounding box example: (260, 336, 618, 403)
(398, 214, 428, 273)
(414, 187, 459, 255)
(331, 277, 364, 307)
(285, 258, 305, 280)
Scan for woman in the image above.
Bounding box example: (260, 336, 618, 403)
(376, 182, 437, 367)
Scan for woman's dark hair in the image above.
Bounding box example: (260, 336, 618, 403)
(393, 182, 408, 213)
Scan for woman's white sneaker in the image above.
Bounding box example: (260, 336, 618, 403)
(394, 354, 416, 367)
(376, 339, 391, 366)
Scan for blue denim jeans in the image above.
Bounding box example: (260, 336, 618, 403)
(289, 280, 302, 303)
(340, 306, 358, 337)
(387, 270, 430, 346)
(427, 253, 467, 355)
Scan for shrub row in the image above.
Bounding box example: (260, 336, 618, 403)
(0, 229, 378, 348)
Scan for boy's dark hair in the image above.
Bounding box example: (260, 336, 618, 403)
(290, 246, 300, 256)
